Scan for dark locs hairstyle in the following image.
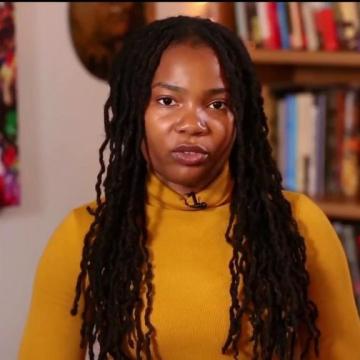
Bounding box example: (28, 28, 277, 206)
(71, 15, 321, 360)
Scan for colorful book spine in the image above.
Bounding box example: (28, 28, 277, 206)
(266, 2, 281, 49)
(301, 3, 320, 51)
(234, 2, 249, 43)
(307, 94, 319, 197)
(335, 90, 345, 195)
(288, 2, 304, 49)
(315, 93, 327, 197)
(256, 2, 270, 48)
(341, 90, 359, 198)
(235, 2, 360, 51)
(325, 89, 340, 195)
(296, 93, 313, 193)
(342, 225, 360, 309)
(284, 94, 298, 191)
(277, 98, 286, 177)
(333, 222, 360, 312)
(337, 2, 360, 50)
(276, 2, 290, 49)
(314, 3, 340, 51)
(275, 87, 360, 199)
(247, 2, 261, 47)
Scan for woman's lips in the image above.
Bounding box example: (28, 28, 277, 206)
(171, 145, 209, 166)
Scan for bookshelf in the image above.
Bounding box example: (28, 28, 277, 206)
(237, 0, 360, 314)
(249, 49, 360, 67)
(250, 49, 360, 86)
(249, 49, 360, 222)
(315, 197, 360, 221)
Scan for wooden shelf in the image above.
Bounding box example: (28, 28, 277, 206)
(251, 49, 360, 91)
(249, 49, 360, 67)
(314, 198, 360, 221)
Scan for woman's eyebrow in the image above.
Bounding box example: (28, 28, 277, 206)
(152, 82, 228, 95)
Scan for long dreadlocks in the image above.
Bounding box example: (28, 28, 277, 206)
(71, 15, 321, 360)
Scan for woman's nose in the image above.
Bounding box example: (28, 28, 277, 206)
(174, 109, 208, 135)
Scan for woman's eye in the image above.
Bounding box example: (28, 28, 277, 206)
(157, 97, 176, 106)
(209, 101, 227, 110)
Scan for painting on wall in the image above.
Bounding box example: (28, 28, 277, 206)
(0, 2, 19, 208)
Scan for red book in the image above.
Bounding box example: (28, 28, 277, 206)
(314, 6, 340, 51)
(266, 2, 281, 49)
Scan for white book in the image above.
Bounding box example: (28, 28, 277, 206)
(234, 2, 249, 42)
(277, 98, 286, 180)
(255, 2, 270, 47)
(301, 2, 319, 51)
(307, 94, 319, 197)
(296, 93, 313, 193)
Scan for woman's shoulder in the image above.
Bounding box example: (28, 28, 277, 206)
(282, 190, 347, 266)
(41, 199, 96, 262)
(70, 198, 97, 229)
(282, 190, 326, 222)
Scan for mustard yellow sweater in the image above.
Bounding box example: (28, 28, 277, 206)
(19, 167, 360, 359)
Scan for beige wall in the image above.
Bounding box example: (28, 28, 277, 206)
(0, 2, 193, 358)
(0, 3, 107, 358)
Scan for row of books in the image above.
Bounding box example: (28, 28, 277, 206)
(235, 2, 360, 51)
(273, 87, 360, 199)
(333, 221, 360, 311)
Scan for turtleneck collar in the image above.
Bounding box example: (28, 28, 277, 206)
(146, 163, 233, 211)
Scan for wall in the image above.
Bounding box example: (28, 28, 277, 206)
(0, 3, 107, 358)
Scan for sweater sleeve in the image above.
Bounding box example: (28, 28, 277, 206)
(293, 193, 360, 359)
(18, 209, 87, 360)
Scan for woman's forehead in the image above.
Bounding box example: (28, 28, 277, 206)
(151, 43, 228, 89)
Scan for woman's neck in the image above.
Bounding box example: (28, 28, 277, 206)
(146, 163, 233, 211)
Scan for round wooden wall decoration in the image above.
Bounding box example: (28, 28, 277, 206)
(68, 2, 155, 81)
(68, 2, 235, 82)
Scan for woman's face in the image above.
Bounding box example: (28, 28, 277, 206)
(143, 42, 235, 194)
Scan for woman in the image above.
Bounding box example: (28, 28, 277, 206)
(19, 16, 359, 360)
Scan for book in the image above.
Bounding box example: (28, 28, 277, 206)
(325, 89, 340, 195)
(296, 93, 313, 193)
(333, 222, 360, 312)
(337, 2, 360, 50)
(234, 2, 249, 43)
(266, 2, 281, 49)
(342, 224, 360, 309)
(284, 94, 298, 191)
(276, 2, 290, 49)
(246, 2, 261, 47)
(277, 97, 286, 177)
(256, 2, 270, 48)
(314, 4, 340, 51)
(301, 3, 320, 51)
(335, 89, 346, 196)
(288, 2, 303, 49)
(341, 90, 360, 198)
(306, 93, 319, 197)
(314, 93, 326, 197)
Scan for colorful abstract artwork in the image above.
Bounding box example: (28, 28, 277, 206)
(0, 2, 19, 207)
